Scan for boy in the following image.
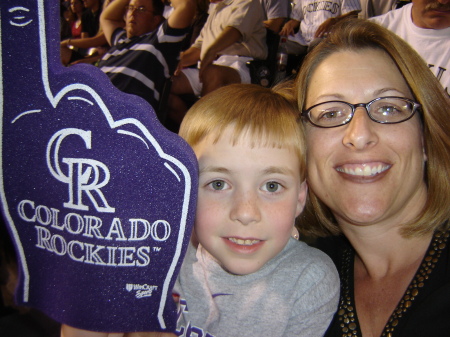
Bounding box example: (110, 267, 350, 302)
(174, 83, 339, 337)
(61, 84, 339, 337)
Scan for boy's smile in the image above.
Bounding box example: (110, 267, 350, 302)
(192, 126, 307, 275)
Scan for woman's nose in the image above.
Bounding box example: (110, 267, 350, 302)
(342, 107, 379, 150)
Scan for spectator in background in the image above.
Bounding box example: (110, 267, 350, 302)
(162, 0, 210, 50)
(97, 0, 196, 112)
(166, 0, 268, 129)
(260, 0, 289, 33)
(69, 0, 85, 39)
(370, 0, 398, 16)
(181, 0, 210, 51)
(279, 0, 361, 55)
(61, 0, 114, 66)
(358, 0, 397, 19)
(60, 0, 102, 65)
(371, 0, 450, 95)
(81, 0, 103, 38)
(60, 0, 73, 40)
(61, 0, 86, 65)
(163, 0, 174, 18)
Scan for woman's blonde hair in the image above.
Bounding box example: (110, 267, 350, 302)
(179, 83, 306, 181)
(295, 19, 450, 238)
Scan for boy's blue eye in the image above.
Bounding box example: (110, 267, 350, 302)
(264, 181, 280, 193)
(210, 180, 226, 190)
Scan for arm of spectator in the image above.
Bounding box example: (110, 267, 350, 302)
(69, 54, 102, 66)
(100, 0, 128, 46)
(174, 46, 201, 76)
(61, 325, 119, 337)
(199, 26, 242, 78)
(167, 0, 196, 29)
(314, 10, 359, 38)
(279, 19, 300, 37)
(61, 33, 107, 49)
(264, 17, 286, 34)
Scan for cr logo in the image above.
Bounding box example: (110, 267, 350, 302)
(46, 128, 115, 213)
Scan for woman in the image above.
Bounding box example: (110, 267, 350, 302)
(69, 0, 85, 40)
(61, 0, 85, 65)
(61, 0, 109, 66)
(295, 19, 450, 337)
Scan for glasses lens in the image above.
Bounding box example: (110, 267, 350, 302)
(308, 102, 352, 127)
(127, 5, 146, 12)
(368, 97, 415, 123)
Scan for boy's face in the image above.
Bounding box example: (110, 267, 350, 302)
(193, 127, 307, 275)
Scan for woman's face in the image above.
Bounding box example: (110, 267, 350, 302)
(70, 0, 84, 14)
(304, 49, 428, 230)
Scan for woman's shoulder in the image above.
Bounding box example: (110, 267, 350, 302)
(397, 230, 450, 336)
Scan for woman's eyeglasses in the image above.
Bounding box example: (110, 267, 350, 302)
(302, 96, 421, 128)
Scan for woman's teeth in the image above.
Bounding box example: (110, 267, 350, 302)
(336, 164, 390, 176)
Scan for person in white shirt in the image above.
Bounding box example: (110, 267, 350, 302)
(279, 0, 361, 55)
(371, 0, 450, 95)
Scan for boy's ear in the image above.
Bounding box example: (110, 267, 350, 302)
(291, 227, 300, 240)
(295, 181, 308, 217)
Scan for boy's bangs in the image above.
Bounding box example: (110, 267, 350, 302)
(224, 120, 301, 152)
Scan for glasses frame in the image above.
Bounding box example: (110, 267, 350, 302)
(125, 5, 154, 14)
(302, 96, 421, 128)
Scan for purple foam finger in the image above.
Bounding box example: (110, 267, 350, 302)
(1, 0, 197, 332)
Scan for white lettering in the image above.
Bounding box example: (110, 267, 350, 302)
(107, 246, 118, 266)
(118, 247, 136, 266)
(129, 219, 151, 241)
(84, 243, 107, 265)
(105, 218, 127, 241)
(20, 200, 172, 243)
(50, 207, 64, 230)
(151, 220, 171, 241)
(64, 212, 84, 234)
(51, 234, 67, 256)
(35, 226, 52, 250)
(67, 240, 85, 262)
(83, 215, 104, 239)
(34, 225, 151, 267)
(136, 246, 150, 266)
(36, 205, 52, 225)
(46, 128, 115, 213)
(18, 200, 36, 222)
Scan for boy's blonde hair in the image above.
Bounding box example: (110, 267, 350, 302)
(179, 83, 306, 180)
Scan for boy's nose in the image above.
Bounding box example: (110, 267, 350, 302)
(230, 190, 261, 225)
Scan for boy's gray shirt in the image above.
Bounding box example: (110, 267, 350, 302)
(174, 238, 340, 337)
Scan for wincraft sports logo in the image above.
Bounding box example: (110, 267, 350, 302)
(126, 283, 158, 299)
